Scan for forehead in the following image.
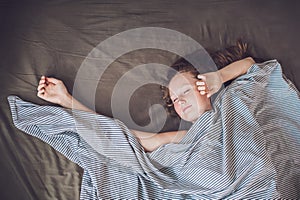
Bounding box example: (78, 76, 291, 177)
(168, 72, 195, 93)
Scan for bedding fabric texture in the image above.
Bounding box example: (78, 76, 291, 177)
(8, 60, 300, 199)
(1, 0, 300, 199)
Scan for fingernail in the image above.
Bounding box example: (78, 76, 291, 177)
(196, 81, 204, 86)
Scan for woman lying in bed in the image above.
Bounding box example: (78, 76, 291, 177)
(12, 42, 298, 198)
(36, 46, 255, 152)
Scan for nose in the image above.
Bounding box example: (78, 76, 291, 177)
(178, 97, 186, 105)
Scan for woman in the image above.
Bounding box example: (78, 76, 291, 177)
(10, 42, 290, 198)
(37, 57, 255, 152)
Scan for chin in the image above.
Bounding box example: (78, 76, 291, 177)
(183, 111, 204, 123)
(183, 114, 200, 123)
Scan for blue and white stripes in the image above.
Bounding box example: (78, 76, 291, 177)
(8, 60, 300, 199)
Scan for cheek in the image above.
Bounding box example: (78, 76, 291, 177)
(189, 92, 207, 109)
(187, 92, 199, 104)
(173, 103, 181, 115)
(196, 95, 211, 109)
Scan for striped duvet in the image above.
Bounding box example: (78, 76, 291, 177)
(8, 60, 300, 199)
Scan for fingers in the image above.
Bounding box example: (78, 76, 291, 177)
(39, 76, 46, 84)
(198, 87, 206, 95)
(46, 77, 61, 84)
(37, 88, 45, 99)
(37, 88, 45, 95)
(196, 81, 205, 86)
(37, 83, 46, 91)
(196, 80, 207, 95)
(39, 75, 61, 85)
(197, 73, 222, 98)
(196, 80, 214, 97)
(197, 74, 206, 81)
(37, 76, 47, 98)
(197, 74, 208, 95)
(38, 75, 47, 91)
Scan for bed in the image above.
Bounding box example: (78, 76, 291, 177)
(1, 0, 300, 199)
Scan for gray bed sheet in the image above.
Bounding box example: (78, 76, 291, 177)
(1, 0, 300, 199)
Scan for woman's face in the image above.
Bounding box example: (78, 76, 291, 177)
(168, 72, 212, 123)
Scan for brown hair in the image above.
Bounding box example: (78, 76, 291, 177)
(211, 40, 249, 69)
(161, 40, 250, 116)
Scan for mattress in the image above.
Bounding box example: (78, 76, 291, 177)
(1, 0, 300, 199)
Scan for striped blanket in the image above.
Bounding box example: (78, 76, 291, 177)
(8, 60, 300, 199)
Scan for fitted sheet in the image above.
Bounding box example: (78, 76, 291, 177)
(8, 60, 300, 199)
(1, 0, 300, 199)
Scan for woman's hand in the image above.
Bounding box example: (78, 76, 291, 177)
(196, 71, 223, 98)
(37, 76, 71, 106)
(196, 57, 255, 98)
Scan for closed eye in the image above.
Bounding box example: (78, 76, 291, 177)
(184, 89, 191, 94)
(173, 98, 178, 103)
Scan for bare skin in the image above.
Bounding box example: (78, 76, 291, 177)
(37, 57, 255, 152)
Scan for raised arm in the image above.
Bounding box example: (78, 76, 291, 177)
(196, 57, 255, 97)
(218, 57, 255, 83)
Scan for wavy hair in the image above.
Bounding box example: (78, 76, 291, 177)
(161, 40, 250, 116)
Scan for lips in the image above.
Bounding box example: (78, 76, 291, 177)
(182, 105, 192, 113)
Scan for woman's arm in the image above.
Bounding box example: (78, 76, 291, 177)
(130, 129, 187, 152)
(37, 76, 186, 152)
(218, 57, 255, 83)
(196, 57, 255, 97)
(37, 76, 96, 113)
